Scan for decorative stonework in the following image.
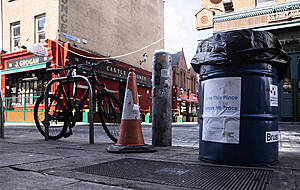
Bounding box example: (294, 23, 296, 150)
(201, 16, 209, 24)
(213, 1, 300, 23)
(210, 0, 222, 4)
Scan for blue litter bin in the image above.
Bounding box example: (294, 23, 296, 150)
(191, 29, 289, 165)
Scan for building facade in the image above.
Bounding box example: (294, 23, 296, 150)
(195, 0, 300, 120)
(2, 0, 164, 71)
(0, 0, 164, 122)
(172, 50, 198, 122)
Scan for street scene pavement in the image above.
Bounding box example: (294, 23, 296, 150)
(0, 122, 300, 189)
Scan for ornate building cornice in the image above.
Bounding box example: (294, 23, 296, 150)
(213, 1, 300, 23)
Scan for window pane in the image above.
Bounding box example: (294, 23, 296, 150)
(13, 25, 20, 37)
(38, 16, 45, 31)
(35, 15, 46, 43)
(38, 32, 46, 43)
(11, 22, 20, 51)
(13, 38, 20, 50)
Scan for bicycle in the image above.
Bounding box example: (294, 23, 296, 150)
(33, 60, 122, 142)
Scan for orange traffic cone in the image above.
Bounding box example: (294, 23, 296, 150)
(106, 68, 156, 153)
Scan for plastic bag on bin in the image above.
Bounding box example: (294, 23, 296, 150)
(191, 29, 289, 82)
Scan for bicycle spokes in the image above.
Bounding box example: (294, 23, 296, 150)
(34, 94, 68, 140)
(101, 96, 119, 121)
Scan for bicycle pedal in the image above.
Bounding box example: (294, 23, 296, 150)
(63, 132, 72, 138)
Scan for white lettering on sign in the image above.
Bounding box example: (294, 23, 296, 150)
(270, 85, 278, 107)
(266, 131, 279, 143)
(268, 9, 300, 22)
(202, 77, 241, 144)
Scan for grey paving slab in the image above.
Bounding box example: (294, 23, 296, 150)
(29, 181, 133, 190)
(166, 152, 200, 162)
(11, 156, 93, 172)
(0, 167, 78, 190)
(0, 152, 62, 167)
(268, 169, 300, 190)
(275, 151, 300, 169)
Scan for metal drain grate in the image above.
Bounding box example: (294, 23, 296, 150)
(74, 158, 273, 190)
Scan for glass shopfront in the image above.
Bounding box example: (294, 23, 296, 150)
(5, 69, 51, 110)
(279, 53, 300, 121)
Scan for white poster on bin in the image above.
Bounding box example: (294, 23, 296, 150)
(202, 77, 241, 144)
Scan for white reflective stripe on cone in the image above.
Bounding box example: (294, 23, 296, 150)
(121, 89, 141, 120)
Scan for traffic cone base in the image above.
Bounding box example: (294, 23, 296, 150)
(106, 144, 156, 153)
(106, 68, 156, 153)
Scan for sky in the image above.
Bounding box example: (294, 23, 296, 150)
(164, 0, 201, 68)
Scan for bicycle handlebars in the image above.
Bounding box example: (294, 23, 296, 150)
(46, 59, 111, 73)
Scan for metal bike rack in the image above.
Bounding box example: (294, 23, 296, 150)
(44, 75, 94, 144)
(0, 88, 4, 138)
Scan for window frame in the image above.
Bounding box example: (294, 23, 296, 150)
(35, 14, 46, 43)
(10, 22, 20, 51)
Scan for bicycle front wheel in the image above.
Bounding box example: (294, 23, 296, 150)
(34, 94, 68, 140)
(97, 90, 122, 143)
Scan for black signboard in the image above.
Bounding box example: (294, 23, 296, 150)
(69, 53, 151, 85)
(6, 56, 49, 69)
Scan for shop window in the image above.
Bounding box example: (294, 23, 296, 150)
(282, 64, 291, 94)
(173, 71, 176, 85)
(35, 14, 46, 43)
(180, 71, 184, 88)
(183, 72, 186, 89)
(193, 77, 196, 93)
(191, 77, 193, 93)
(298, 57, 300, 92)
(5, 70, 51, 110)
(193, 77, 195, 92)
(10, 22, 20, 51)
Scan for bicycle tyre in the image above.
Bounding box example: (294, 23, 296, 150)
(34, 94, 68, 140)
(97, 90, 122, 143)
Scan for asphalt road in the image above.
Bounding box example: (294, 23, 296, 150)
(3, 123, 200, 147)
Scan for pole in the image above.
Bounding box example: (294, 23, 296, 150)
(0, 87, 4, 138)
(152, 50, 172, 146)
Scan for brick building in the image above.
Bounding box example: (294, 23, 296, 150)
(172, 50, 198, 122)
(195, 0, 300, 120)
(0, 0, 164, 122)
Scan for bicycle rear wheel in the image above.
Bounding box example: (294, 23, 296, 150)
(97, 90, 122, 143)
(34, 94, 68, 140)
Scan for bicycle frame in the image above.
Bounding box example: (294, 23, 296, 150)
(44, 74, 94, 144)
(43, 60, 118, 144)
(53, 68, 105, 125)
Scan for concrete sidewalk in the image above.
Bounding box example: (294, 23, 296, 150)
(0, 123, 299, 189)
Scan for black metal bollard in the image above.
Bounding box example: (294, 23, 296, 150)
(152, 50, 172, 146)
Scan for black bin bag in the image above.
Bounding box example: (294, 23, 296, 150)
(191, 29, 289, 82)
